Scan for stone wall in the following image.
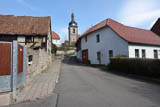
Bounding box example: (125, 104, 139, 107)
(26, 48, 52, 83)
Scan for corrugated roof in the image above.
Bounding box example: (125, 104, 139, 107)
(0, 15, 51, 36)
(80, 18, 160, 45)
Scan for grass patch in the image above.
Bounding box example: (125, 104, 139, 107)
(89, 64, 108, 71)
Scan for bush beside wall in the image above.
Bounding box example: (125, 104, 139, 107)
(108, 58, 160, 78)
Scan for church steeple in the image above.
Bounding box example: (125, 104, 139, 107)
(71, 13, 75, 22)
(69, 12, 77, 27)
(68, 12, 78, 45)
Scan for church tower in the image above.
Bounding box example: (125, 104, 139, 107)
(68, 13, 78, 45)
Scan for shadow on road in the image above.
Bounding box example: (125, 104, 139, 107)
(63, 56, 160, 85)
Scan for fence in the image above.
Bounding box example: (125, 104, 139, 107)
(0, 41, 27, 100)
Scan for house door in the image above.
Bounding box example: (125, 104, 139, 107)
(82, 50, 88, 64)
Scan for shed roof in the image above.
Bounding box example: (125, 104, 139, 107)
(0, 15, 51, 36)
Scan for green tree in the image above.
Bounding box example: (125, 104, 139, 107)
(51, 44, 57, 55)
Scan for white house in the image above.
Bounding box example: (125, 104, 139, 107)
(52, 31, 61, 47)
(76, 18, 160, 65)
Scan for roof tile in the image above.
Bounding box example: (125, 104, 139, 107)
(52, 31, 60, 40)
(0, 15, 51, 36)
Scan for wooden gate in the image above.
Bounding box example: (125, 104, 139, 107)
(0, 42, 12, 92)
(82, 50, 88, 64)
(18, 45, 23, 73)
(0, 41, 26, 93)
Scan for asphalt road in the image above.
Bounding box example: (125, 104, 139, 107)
(7, 56, 160, 107)
(55, 56, 160, 107)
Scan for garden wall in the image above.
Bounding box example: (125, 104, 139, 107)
(26, 48, 52, 83)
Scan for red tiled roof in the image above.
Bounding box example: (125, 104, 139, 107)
(80, 18, 160, 45)
(0, 15, 51, 36)
(151, 18, 160, 36)
(52, 31, 60, 40)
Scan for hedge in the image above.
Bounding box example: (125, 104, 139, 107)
(108, 58, 160, 78)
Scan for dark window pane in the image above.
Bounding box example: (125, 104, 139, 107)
(142, 49, 146, 58)
(109, 50, 113, 58)
(28, 55, 33, 62)
(85, 36, 87, 42)
(96, 34, 100, 43)
(26, 36, 32, 43)
(135, 49, 139, 58)
(97, 52, 101, 60)
(154, 50, 158, 59)
(73, 28, 75, 33)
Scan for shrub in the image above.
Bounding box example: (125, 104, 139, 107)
(87, 60, 91, 65)
(51, 44, 57, 55)
(114, 54, 128, 58)
(108, 58, 160, 78)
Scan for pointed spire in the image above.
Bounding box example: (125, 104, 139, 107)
(71, 12, 75, 22)
(69, 12, 77, 26)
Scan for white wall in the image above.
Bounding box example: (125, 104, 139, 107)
(80, 27, 129, 65)
(128, 44, 160, 59)
(52, 39, 61, 47)
(17, 37, 25, 45)
(47, 30, 52, 54)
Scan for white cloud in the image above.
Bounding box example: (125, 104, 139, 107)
(117, 0, 160, 28)
(149, 19, 158, 28)
(58, 27, 68, 43)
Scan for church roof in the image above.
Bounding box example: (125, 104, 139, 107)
(80, 18, 160, 46)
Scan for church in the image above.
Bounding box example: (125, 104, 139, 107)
(68, 13, 79, 45)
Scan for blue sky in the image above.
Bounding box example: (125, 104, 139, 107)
(0, 0, 160, 43)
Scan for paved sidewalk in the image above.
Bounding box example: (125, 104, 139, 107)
(15, 59, 61, 103)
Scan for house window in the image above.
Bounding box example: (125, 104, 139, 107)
(142, 49, 146, 58)
(85, 36, 87, 42)
(109, 50, 113, 58)
(26, 36, 33, 43)
(28, 55, 33, 62)
(28, 55, 33, 66)
(73, 28, 75, 33)
(97, 52, 101, 60)
(154, 50, 158, 59)
(96, 34, 100, 43)
(135, 49, 139, 58)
